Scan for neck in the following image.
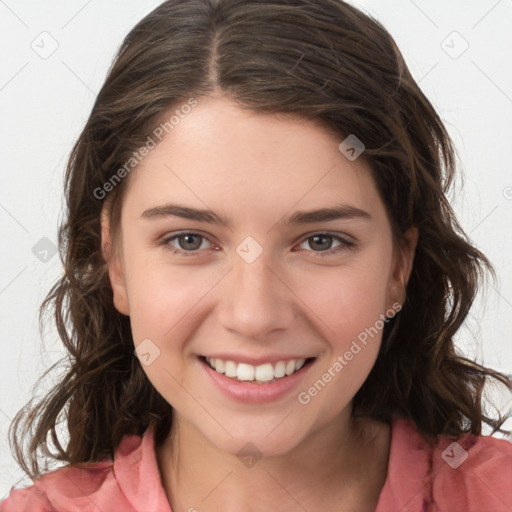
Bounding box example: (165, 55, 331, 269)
(156, 412, 391, 512)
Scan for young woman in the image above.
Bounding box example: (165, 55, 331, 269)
(2, 1, 512, 511)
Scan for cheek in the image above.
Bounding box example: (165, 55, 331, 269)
(295, 262, 391, 420)
(122, 259, 215, 406)
(296, 254, 392, 344)
(122, 247, 220, 348)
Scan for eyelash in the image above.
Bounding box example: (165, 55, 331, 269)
(158, 231, 356, 258)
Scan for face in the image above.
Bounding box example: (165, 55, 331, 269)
(103, 97, 417, 457)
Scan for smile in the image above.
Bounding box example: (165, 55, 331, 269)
(204, 356, 313, 383)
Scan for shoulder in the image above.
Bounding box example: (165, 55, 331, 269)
(0, 429, 156, 512)
(431, 427, 512, 511)
(1, 482, 54, 512)
(376, 417, 512, 512)
(0, 459, 124, 512)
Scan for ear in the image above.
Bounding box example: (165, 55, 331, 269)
(101, 205, 130, 316)
(386, 227, 418, 310)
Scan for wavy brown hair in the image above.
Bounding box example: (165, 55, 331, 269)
(10, 0, 512, 479)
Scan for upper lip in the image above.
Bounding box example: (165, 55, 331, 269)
(201, 354, 315, 366)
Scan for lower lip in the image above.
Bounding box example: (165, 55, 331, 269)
(200, 357, 315, 404)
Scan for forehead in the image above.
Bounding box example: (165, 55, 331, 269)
(122, 97, 386, 224)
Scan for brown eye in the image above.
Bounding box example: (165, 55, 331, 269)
(308, 234, 335, 251)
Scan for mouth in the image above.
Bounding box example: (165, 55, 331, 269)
(201, 356, 316, 384)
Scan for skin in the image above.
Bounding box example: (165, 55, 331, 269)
(102, 96, 418, 512)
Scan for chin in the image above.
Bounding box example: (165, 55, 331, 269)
(202, 419, 309, 461)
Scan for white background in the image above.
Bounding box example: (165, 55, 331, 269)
(1, 0, 511, 498)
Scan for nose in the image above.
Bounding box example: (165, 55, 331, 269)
(216, 248, 297, 341)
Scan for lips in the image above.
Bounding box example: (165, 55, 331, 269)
(205, 356, 310, 383)
(200, 355, 316, 403)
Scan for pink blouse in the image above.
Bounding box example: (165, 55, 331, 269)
(2, 417, 512, 511)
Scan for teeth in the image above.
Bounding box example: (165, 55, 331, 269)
(214, 359, 225, 374)
(274, 361, 286, 378)
(285, 360, 296, 376)
(205, 357, 310, 383)
(237, 363, 255, 381)
(224, 360, 237, 378)
(255, 363, 274, 382)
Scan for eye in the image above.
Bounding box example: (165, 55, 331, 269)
(160, 231, 215, 257)
(159, 231, 356, 258)
(295, 233, 355, 257)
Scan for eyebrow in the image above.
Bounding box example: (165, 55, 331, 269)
(140, 202, 371, 228)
